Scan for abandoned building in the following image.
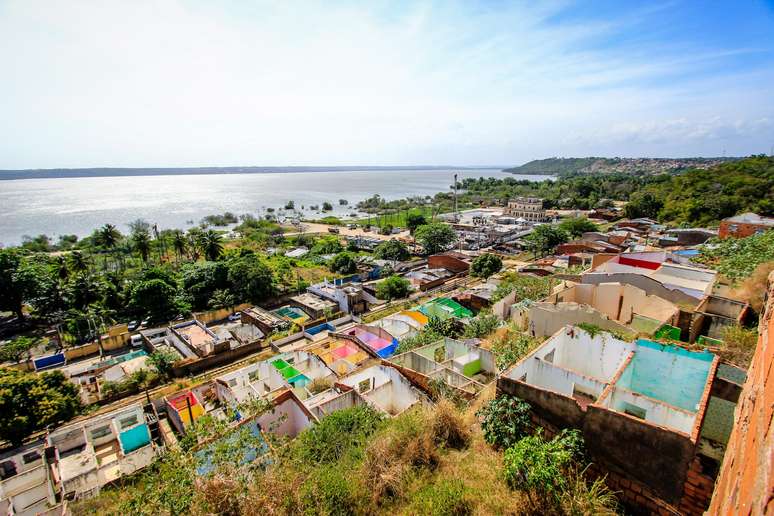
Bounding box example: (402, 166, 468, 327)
(388, 338, 497, 399)
(498, 325, 743, 514)
(718, 212, 774, 239)
(337, 365, 427, 416)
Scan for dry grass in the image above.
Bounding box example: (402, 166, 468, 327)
(430, 399, 471, 450)
(733, 261, 774, 312)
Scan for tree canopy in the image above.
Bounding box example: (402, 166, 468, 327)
(470, 253, 503, 279)
(414, 223, 457, 255)
(0, 368, 82, 446)
(373, 240, 410, 261)
(375, 275, 411, 300)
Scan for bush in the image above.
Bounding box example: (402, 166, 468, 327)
(426, 316, 463, 338)
(719, 324, 758, 367)
(462, 313, 500, 339)
(307, 377, 333, 395)
(299, 465, 359, 516)
(409, 479, 471, 516)
(470, 253, 503, 279)
(560, 469, 619, 516)
(490, 330, 539, 370)
(503, 429, 584, 504)
(361, 409, 438, 504)
(329, 252, 357, 274)
(292, 405, 385, 465)
(322, 201, 333, 211)
(396, 329, 443, 354)
(477, 395, 532, 450)
(430, 399, 470, 450)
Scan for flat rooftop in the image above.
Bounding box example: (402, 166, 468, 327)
(291, 293, 337, 312)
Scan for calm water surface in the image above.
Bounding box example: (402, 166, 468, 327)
(0, 169, 553, 245)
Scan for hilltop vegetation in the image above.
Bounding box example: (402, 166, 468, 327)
(504, 156, 737, 177)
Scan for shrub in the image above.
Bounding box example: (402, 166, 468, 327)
(307, 377, 333, 395)
(718, 324, 758, 367)
(490, 330, 539, 370)
(560, 468, 619, 516)
(477, 395, 532, 450)
(430, 399, 470, 450)
(299, 465, 359, 516)
(329, 252, 357, 274)
(462, 313, 500, 338)
(361, 409, 438, 504)
(373, 239, 410, 261)
(409, 479, 472, 516)
(322, 201, 333, 211)
(396, 329, 443, 354)
(292, 405, 385, 465)
(426, 315, 463, 338)
(503, 429, 584, 504)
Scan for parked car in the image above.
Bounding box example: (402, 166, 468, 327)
(130, 334, 144, 348)
(228, 312, 241, 322)
(327, 227, 340, 234)
(347, 224, 357, 229)
(127, 320, 139, 332)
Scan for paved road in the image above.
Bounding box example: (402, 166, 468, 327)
(285, 222, 411, 241)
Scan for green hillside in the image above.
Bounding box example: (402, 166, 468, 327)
(504, 156, 737, 177)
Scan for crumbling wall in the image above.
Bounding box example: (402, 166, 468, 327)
(707, 272, 774, 515)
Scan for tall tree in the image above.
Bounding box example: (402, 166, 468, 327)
(96, 224, 122, 270)
(171, 230, 187, 262)
(132, 230, 152, 262)
(0, 250, 43, 320)
(68, 251, 89, 274)
(414, 223, 457, 255)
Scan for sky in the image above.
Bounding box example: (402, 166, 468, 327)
(0, 0, 773, 169)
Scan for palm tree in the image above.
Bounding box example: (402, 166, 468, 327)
(171, 230, 187, 262)
(97, 224, 122, 270)
(55, 255, 69, 282)
(200, 230, 224, 261)
(132, 230, 151, 262)
(69, 251, 89, 274)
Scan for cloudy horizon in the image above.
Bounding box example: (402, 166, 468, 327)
(1, 0, 773, 169)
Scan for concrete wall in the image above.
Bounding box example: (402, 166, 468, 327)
(582, 271, 699, 306)
(528, 302, 632, 338)
(604, 387, 696, 434)
(256, 396, 314, 438)
(707, 272, 774, 515)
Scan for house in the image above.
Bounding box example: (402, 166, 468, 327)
(370, 310, 427, 341)
(718, 212, 774, 239)
(583, 251, 717, 304)
(403, 267, 454, 291)
(503, 197, 547, 222)
(690, 296, 751, 343)
(519, 282, 681, 337)
(214, 351, 337, 405)
(427, 251, 472, 274)
(658, 228, 717, 247)
(338, 365, 427, 416)
(46, 403, 158, 499)
(454, 282, 498, 311)
(302, 335, 371, 376)
(285, 246, 309, 258)
(272, 305, 312, 326)
(343, 324, 399, 358)
(0, 440, 53, 515)
(498, 325, 741, 513)
(305, 282, 368, 315)
(164, 384, 217, 434)
(388, 338, 497, 399)
(418, 297, 473, 321)
(241, 306, 288, 335)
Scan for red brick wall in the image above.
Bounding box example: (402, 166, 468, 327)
(428, 254, 470, 273)
(707, 272, 774, 515)
(718, 221, 771, 239)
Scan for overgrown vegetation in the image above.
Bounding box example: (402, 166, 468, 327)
(477, 395, 532, 450)
(492, 272, 558, 303)
(694, 230, 774, 280)
(718, 324, 758, 368)
(488, 325, 541, 371)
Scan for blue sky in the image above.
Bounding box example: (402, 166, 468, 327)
(0, 0, 772, 168)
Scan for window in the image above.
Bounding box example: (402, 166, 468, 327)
(90, 425, 112, 440)
(119, 415, 139, 429)
(22, 451, 41, 464)
(357, 378, 372, 393)
(622, 403, 646, 420)
(543, 349, 555, 363)
(228, 378, 238, 387)
(248, 370, 260, 382)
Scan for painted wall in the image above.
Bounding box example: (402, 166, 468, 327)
(604, 387, 695, 434)
(616, 340, 713, 412)
(256, 397, 313, 438)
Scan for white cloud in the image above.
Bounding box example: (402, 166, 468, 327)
(0, 0, 771, 168)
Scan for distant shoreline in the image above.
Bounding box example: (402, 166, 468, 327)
(0, 166, 503, 181)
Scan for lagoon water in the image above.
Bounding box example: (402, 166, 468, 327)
(0, 168, 553, 246)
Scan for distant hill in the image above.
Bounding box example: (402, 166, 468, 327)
(503, 157, 740, 176)
(0, 165, 495, 181)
